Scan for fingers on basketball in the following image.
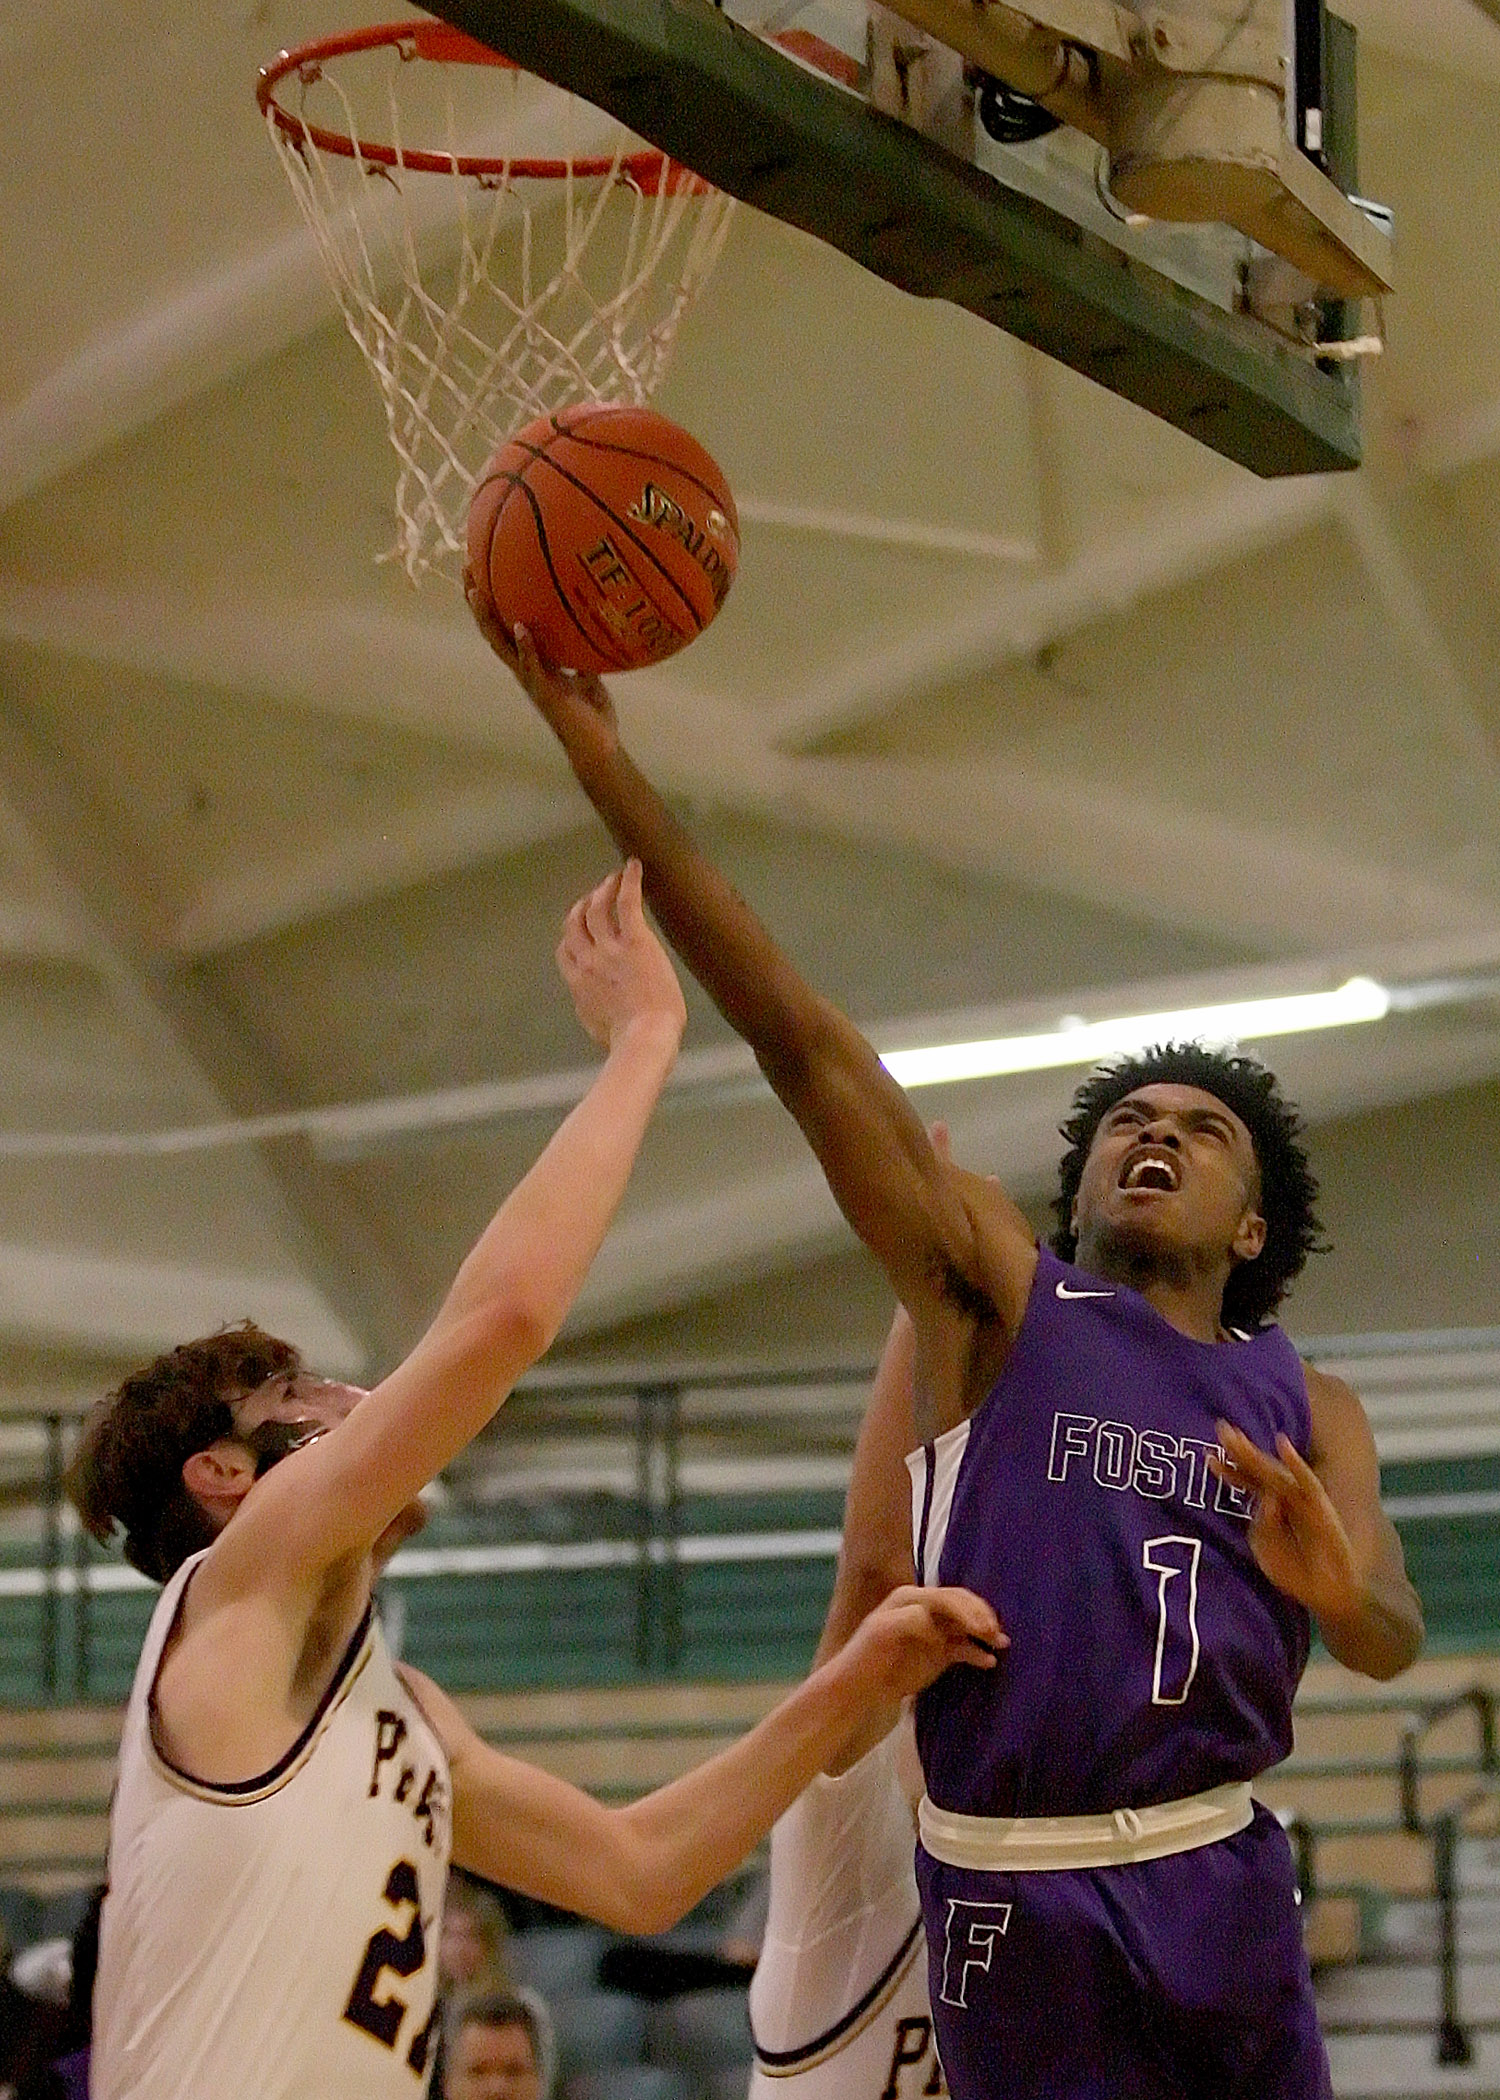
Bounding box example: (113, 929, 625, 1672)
(465, 404, 739, 676)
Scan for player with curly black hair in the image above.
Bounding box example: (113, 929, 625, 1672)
(492, 621, 1424, 2100)
(1049, 1041, 1324, 1331)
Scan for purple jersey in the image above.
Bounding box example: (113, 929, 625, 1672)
(913, 1246, 1311, 1818)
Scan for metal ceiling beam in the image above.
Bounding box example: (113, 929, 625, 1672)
(766, 472, 1343, 749)
(772, 751, 1498, 951)
(163, 683, 1499, 959)
(0, 228, 334, 517)
(0, 1242, 362, 1370)
(1332, 478, 1500, 787)
(3, 549, 1490, 958)
(0, 690, 422, 1373)
(0, 580, 550, 759)
(173, 782, 580, 958)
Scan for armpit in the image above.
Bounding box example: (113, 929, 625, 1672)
(934, 1256, 995, 1323)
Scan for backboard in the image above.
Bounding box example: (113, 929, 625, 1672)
(425, 0, 1377, 475)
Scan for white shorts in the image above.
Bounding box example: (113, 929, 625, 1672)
(748, 1728, 940, 2100)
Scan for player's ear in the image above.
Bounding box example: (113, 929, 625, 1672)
(182, 1438, 257, 1521)
(1231, 1208, 1267, 1264)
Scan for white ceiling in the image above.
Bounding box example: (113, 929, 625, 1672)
(0, 0, 1497, 1404)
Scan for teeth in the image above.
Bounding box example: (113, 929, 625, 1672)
(1125, 1155, 1177, 1190)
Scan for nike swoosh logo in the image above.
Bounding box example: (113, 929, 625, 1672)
(1055, 1282, 1115, 1300)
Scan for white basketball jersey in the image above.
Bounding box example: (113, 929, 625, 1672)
(748, 1730, 941, 2100)
(93, 1552, 451, 2100)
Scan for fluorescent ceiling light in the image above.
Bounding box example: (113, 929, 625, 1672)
(0, 975, 1410, 1158)
(879, 977, 1391, 1091)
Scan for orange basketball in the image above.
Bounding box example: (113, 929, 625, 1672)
(466, 404, 740, 674)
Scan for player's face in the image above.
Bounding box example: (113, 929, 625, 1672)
(231, 1374, 429, 1563)
(448, 2020, 542, 2100)
(234, 1372, 367, 1458)
(1072, 1083, 1265, 1272)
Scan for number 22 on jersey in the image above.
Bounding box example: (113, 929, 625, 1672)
(344, 1860, 438, 2077)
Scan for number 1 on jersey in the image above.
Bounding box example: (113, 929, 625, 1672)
(1143, 1535, 1202, 1706)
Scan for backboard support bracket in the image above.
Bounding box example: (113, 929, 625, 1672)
(427, 0, 1362, 474)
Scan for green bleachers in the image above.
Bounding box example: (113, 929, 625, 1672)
(0, 1538, 842, 1706)
(2, 1458, 1497, 1708)
(0, 1582, 154, 1710)
(1381, 1454, 1500, 1649)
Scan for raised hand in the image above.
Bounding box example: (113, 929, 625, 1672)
(558, 860, 686, 1054)
(1210, 1421, 1364, 1627)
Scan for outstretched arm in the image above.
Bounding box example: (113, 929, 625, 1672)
(814, 1306, 919, 1673)
(1213, 1369, 1423, 1680)
(410, 1581, 1000, 1933)
(209, 863, 687, 1589)
(477, 611, 1037, 1377)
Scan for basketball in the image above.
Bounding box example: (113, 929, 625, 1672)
(466, 404, 740, 674)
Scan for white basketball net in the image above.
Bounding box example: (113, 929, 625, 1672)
(262, 26, 737, 581)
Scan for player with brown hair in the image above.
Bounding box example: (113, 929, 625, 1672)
(71, 862, 999, 2100)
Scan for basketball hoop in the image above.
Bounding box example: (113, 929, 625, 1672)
(258, 22, 736, 582)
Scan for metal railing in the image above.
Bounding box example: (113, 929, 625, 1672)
(1399, 1687, 1499, 1838)
(0, 1363, 876, 1702)
(6, 1320, 1500, 1702)
(1393, 1688, 1500, 2067)
(1237, 1687, 1500, 2070)
(8, 1349, 1500, 2070)
(1276, 1689, 1451, 1911)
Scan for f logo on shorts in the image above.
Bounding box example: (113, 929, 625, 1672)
(939, 1899, 1012, 2009)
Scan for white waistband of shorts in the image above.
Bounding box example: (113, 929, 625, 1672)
(918, 1780, 1254, 1872)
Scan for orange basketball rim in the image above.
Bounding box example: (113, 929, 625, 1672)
(256, 21, 737, 582)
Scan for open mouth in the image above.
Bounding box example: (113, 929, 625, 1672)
(1118, 1146, 1181, 1194)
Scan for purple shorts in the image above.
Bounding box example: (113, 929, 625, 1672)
(918, 1806, 1331, 2100)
